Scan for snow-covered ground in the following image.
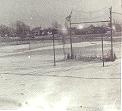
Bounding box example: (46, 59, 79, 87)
(0, 40, 121, 111)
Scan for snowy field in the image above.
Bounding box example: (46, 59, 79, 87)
(0, 38, 121, 111)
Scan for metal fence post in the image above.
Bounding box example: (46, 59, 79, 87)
(52, 31, 56, 66)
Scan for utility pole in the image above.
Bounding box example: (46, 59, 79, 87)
(52, 31, 56, 66)
(109, 6, 114, 61)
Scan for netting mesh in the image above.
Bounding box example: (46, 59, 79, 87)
(62, 36, 113, 62)
(63, 7, 118, 62)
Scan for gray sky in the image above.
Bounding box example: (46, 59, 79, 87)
(0, 0, 121, 28)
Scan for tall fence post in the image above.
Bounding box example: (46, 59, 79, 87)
(110, 6, 114, 61)
(69, 19, 73, 59)
(52, 31, 56, 66)
(62, 35, 66, 59)
(101, 34, 104, 67)
(29, 37, 31, 50)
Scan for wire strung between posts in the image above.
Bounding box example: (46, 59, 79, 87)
(112, 12, 122, 15)
(72, 15, 109, 21)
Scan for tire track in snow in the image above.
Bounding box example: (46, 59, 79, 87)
(0, 72, 120, 80)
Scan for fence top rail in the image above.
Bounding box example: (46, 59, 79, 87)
(71, 20, 110, 24)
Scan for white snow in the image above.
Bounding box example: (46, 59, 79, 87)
(0, 40, 121, 111)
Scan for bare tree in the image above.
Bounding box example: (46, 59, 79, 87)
(15, 21, 30, 38)
(0, 25, 14, 37)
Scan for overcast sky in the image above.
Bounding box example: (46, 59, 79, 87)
(0, 0, 121, 28)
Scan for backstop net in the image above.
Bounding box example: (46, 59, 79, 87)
(63, 7, 119, 62)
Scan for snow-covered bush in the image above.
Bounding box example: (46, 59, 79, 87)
(103, 51, 116, 62)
